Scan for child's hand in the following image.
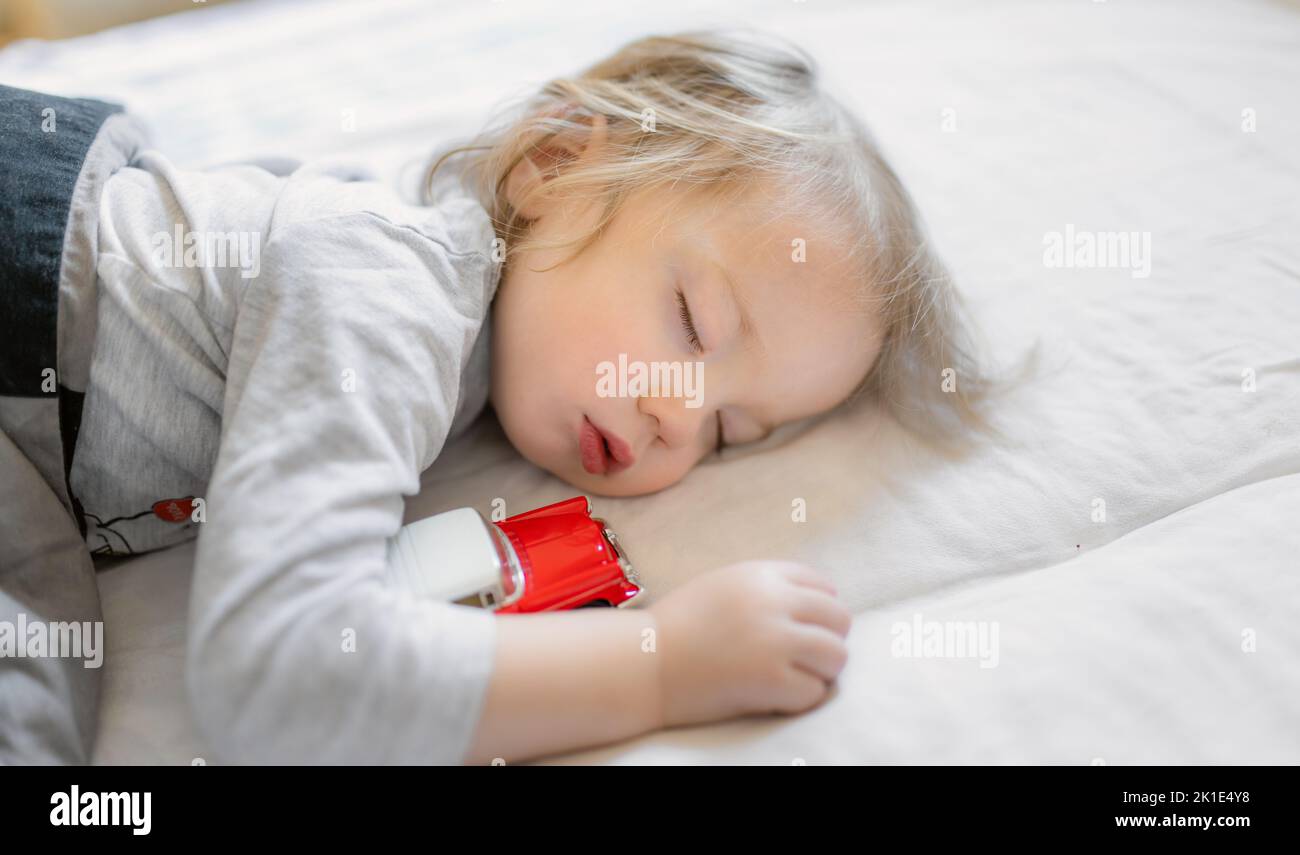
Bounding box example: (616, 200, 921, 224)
(648, 560, 852, 729)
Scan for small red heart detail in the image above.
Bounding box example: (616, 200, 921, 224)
(153, 497, 195, 523)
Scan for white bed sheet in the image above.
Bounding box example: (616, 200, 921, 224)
(2, 0, 1296, 764)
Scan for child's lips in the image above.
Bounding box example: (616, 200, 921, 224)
(580, 415, 634, 475)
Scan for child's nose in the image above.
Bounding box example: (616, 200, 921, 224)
(637, 393, 712, 451)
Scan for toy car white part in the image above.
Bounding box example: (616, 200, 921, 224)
(385, 507, 503, 604)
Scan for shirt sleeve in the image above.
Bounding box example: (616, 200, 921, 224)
(186, 207, 499, 765)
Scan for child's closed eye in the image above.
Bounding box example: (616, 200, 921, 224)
(675, 287, 705, 356)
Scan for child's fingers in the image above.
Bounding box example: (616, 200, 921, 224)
(788, 588, 853, 637)
(788, 625, 850, 683)
(776, 562, 838, 597)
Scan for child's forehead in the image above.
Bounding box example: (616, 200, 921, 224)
(665, 185, 876, 334)
(605, 178, 868, 318)
(635, 178, 857, 264)
(695, 194, 861, 288)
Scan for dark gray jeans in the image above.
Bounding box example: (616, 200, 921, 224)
(0, 83, 125, 764)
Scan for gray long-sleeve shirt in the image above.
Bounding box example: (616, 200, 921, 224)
(70, 148, 503, 763)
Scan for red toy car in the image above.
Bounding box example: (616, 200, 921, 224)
(386, 496, 643, 612)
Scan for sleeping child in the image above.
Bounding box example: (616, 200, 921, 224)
(0, 30, 985, 764)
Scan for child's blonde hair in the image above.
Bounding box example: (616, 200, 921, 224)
(425, 29, 991, 442)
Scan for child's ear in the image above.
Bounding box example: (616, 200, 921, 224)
(506, 110, 608, 220)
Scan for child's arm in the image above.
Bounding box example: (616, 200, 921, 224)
(465, 560, 851, 764)
(188, 201, 506, 764)
(463, 609, 662, 764)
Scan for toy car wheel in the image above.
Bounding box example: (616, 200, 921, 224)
(575, 600, 612, 608)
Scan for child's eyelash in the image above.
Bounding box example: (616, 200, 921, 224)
(675, 287, 704, 355)
(674, 286, 723, 455)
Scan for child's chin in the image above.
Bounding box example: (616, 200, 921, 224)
(570, 472, 676, 499)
